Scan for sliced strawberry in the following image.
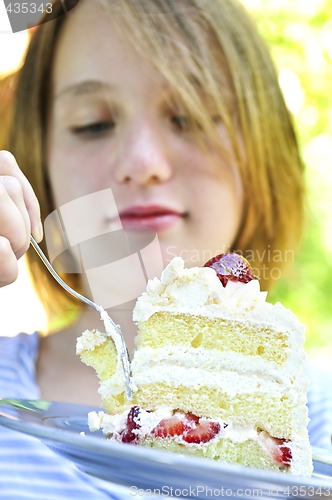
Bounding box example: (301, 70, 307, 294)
(273, 438, 292, 465)
(259, 431, 292, 466)
(184, 412, 200, 425)
(120, 406, 141, 443)
(151, 411, 221, 444)
(204, 252, 255, 287)
(183, 420, 221, 444)
(152, 414, 189, 438)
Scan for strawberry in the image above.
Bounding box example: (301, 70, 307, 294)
(273, 438, 292, 465)
(183, 420, 221, 444)
(152, 414, 189, 438)
(120, 406, 141, 443)
(184, 412, 200, 425)
(152, 411, 221, 444)
(259, 431, 292, 466)
(204, 252, 255, 287)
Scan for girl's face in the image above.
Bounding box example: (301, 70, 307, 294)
(47, 0, 244, 269)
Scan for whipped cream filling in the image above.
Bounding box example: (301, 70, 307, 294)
(88, 407, 258, 445)
(131, 363, 307, 399)
(132, 258, 303, 334)
(131, 346, 308, 386)
(88, 408, 312, 475)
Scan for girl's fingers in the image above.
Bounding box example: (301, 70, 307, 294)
(0, 176, 31, 257)
(0, 151, 43, 286)
(0, 151, 43, 243)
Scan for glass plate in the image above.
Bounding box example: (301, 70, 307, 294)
(0, 399, 331, 499)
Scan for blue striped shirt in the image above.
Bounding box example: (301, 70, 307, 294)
(0, 333, 331, 499)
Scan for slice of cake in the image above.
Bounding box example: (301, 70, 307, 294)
(77, 253, 312, 476)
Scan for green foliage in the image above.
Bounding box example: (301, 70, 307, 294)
(242, 0, 332, 357)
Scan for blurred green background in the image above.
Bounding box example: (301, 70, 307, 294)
(242, 0, 332, 362)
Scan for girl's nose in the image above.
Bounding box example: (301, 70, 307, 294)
(113, 123, 173, 186)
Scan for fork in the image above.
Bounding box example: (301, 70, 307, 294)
(29, 235, 132, 399)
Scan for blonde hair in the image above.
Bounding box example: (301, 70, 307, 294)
(0, 73, 16, 149)
(9, 0, 304, 330)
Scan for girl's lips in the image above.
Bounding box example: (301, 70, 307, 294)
(119, 205, 186, 232)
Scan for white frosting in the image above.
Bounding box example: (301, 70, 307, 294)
(76, 329, 107, 354)
(88, 410, 128, 434)
(88, 410, 106, 432)
(132, 257, 301, 333)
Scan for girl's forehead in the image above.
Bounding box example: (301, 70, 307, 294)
(54, 7, 188, 82)
(59, 0, 214, 53)
(51, 0, 234, 119)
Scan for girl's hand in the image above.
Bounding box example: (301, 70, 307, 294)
(0, 151, 43, 286)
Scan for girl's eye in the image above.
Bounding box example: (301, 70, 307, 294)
(171, 115, 190, 130)
(71, 121, 115, 137)
(170, 114, 202, 132)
